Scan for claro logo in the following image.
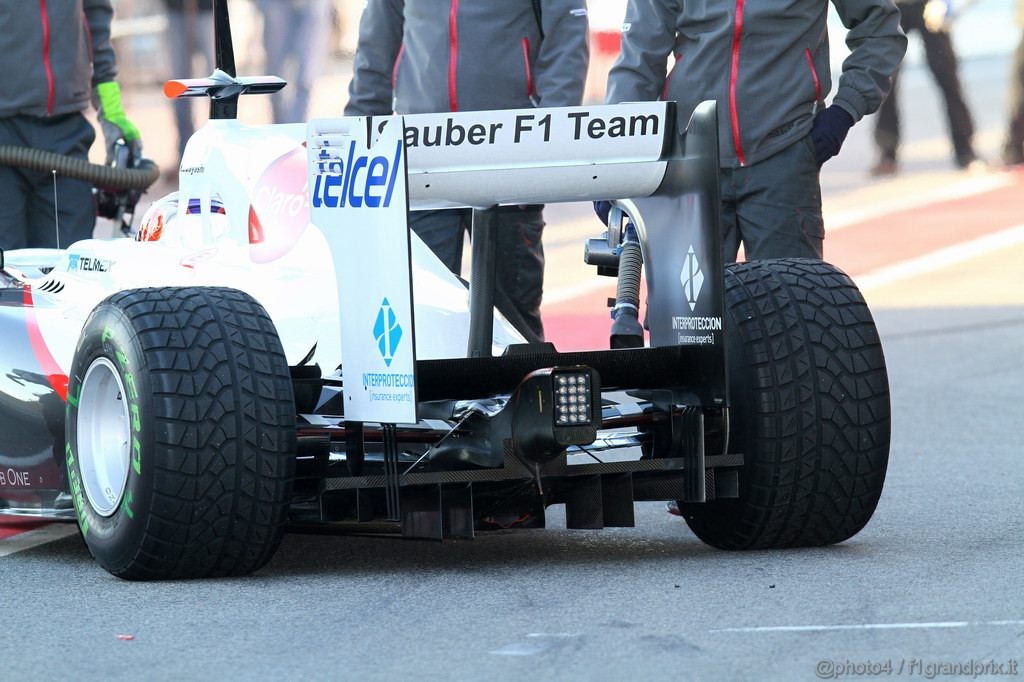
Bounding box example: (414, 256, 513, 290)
(248, 145, 311, 264)
(312, 140, 403, 209)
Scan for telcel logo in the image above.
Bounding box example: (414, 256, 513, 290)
(312, 140, 403, 209)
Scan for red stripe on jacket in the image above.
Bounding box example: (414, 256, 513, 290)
(40, 0, 55, 115)
(728, 0, 746, 166)
(448, 0, 459, 111)
(392, 43, 405, 90)
(805, 48, 822, 102)
(522, 37, 536, 103)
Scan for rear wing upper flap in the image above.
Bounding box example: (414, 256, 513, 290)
(163, 73, 286, 101)
(163, 0, 284, 119)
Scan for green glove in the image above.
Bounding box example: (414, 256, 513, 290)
(95, 81, 141, 163)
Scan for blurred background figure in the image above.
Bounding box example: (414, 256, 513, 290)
(257, 0, 332, 124)
(1002, 0, 1024, 166)
(161, 0, 214, 167)
(871, 0, 981, 176)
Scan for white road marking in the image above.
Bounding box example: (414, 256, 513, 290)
(712, 620, 1024, 633)
(489, 643, 550, 656)
(856, 224, 1024, 291)
(0, 524, 79, 558)
(489, 633, 580, 656)
(826, 174, 1013, 232)
(542, 175, 1013, 305)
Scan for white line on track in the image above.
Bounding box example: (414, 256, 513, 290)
(826, 174, 1014, 232)
(712, 620, 1024, 633)
(489, 633, 581, 656)
(856, 223, 1024, 291)
(0, 524, 79, 558)
(542, 174, 1013, 304)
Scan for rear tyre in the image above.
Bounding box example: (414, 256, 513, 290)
(65, 287, 296, 579)
(682, 259, 890, 549)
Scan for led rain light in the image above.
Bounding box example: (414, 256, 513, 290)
(555, 371, 593, 425)
(508, 366, 601, 464)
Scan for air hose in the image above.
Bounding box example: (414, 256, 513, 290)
(610, 223, 645, 349)
(0, 145, 159, 190)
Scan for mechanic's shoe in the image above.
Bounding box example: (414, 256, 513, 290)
(666, 501, 682, 516)
(964, 159, 989, 175)
(1001, 143, 1024, 168)
(868, 157, 898, 178)
(955, 154, 988, 175)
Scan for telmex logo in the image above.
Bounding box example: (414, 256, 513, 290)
(312, 139, 403, 209)
(68, 254, 111, 273)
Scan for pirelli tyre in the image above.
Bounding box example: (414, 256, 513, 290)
(65, 287, 296, 580)
(682, 259, 891, 549)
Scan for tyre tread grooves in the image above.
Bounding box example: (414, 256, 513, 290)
(684, 259, 891, 550)
(99, 287, 295, 580)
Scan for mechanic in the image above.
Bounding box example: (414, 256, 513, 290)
(161, 0, 213, 168)
(344, 0, 590, 342)
(0, 0, 142, 251)
(870, 0, 982, 176)
(1002, 0, 1024, 167)
(256, 0, 331, 124)
(601, 0, 907, 262)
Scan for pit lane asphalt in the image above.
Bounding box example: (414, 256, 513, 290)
(4, 302, 1022, 680)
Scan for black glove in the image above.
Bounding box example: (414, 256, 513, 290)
(809, 105, 854, 166)
(593, 200, 612, 226)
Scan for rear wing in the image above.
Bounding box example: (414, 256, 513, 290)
(305, 101, 726, 420)
(172, 0, 728, 420)
(326, 103, 675, 210)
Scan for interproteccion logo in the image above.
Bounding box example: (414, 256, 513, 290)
(373, 298, 402, 367)
(679, 245, 704, 311)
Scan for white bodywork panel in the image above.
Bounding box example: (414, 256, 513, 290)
(308, 116, 418, 423)
(6, 103, 673, 382)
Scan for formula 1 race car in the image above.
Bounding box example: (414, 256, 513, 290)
(0, 2, 890, 580)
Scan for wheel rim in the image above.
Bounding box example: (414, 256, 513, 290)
(77, 357, 132, 517)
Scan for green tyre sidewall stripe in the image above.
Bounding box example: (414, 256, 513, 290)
(66, 301, 155, 576)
